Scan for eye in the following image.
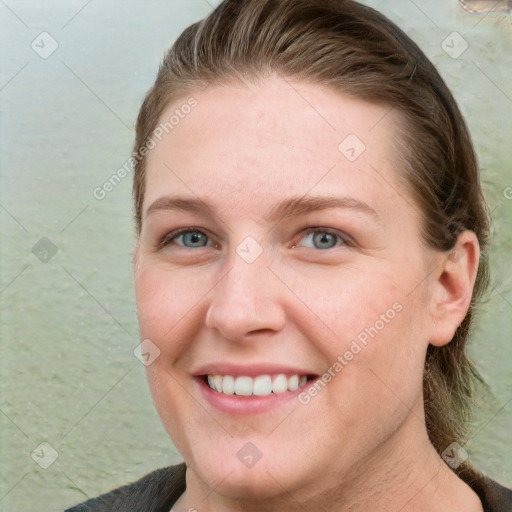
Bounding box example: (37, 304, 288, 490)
(158, 227, 350, 251)
(296, 228, 350, 250)
(160, 228, 214, 249)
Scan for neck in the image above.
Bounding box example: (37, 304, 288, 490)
(173, 409, 483, 512)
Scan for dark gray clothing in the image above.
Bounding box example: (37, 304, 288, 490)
(65, 462, 512, 512)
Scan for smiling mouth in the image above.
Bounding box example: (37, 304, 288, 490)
(203, 374, 317, 397)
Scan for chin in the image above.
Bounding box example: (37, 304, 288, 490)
(208, 465, 290, 499)
(188, 447, 303, 500)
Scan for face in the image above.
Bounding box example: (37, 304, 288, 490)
(133, 77, 440, 500)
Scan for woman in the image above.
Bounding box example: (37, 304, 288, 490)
(66, 0, 512, 510)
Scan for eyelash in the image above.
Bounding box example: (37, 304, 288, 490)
(158, 227, 353, 250)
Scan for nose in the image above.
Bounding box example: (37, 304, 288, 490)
(205, 244, 287, 343)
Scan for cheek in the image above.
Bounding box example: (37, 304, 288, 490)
(299, 264, 428, 385)
(320, 296, 426, 433)
(134, 265, 200, 436)
(134, 263, 200, 344)
(292, 265, 403, 344)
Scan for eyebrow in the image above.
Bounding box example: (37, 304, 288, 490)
(145, 194, 379, 224)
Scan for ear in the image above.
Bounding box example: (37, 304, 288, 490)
(428, 230, 480, 347)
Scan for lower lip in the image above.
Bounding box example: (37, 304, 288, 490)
(196, 377, 317, 415)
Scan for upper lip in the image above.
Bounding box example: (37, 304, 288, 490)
(193, 363, 318, 378)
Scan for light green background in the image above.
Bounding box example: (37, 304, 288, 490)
(0, 1, 511, 510)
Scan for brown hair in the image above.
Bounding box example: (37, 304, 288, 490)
(132, 0, 491, 483)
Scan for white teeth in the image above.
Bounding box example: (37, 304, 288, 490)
(213, 375, 223, 392)
(272, 374, 288, 394)
(288, 374, 299, 391)
(222, 375, 235, 395)
(206, 373, 310, 396)
(253, 375, 272, 396)
(234, 376, 253, 396)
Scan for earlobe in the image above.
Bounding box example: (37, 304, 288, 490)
(429, 230, 480, 347)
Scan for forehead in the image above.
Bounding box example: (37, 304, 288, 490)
(143, 77, 408, 222)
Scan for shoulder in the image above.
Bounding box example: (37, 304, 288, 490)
(470, 475, 512, 512)
(63, 462, 186, 512)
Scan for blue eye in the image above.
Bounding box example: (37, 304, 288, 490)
(161, 229, 212, 248)
(299, 229, 346, 250)
(160, 228, 348, 251)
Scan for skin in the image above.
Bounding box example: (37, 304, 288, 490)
(133, 76, 483, 511)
